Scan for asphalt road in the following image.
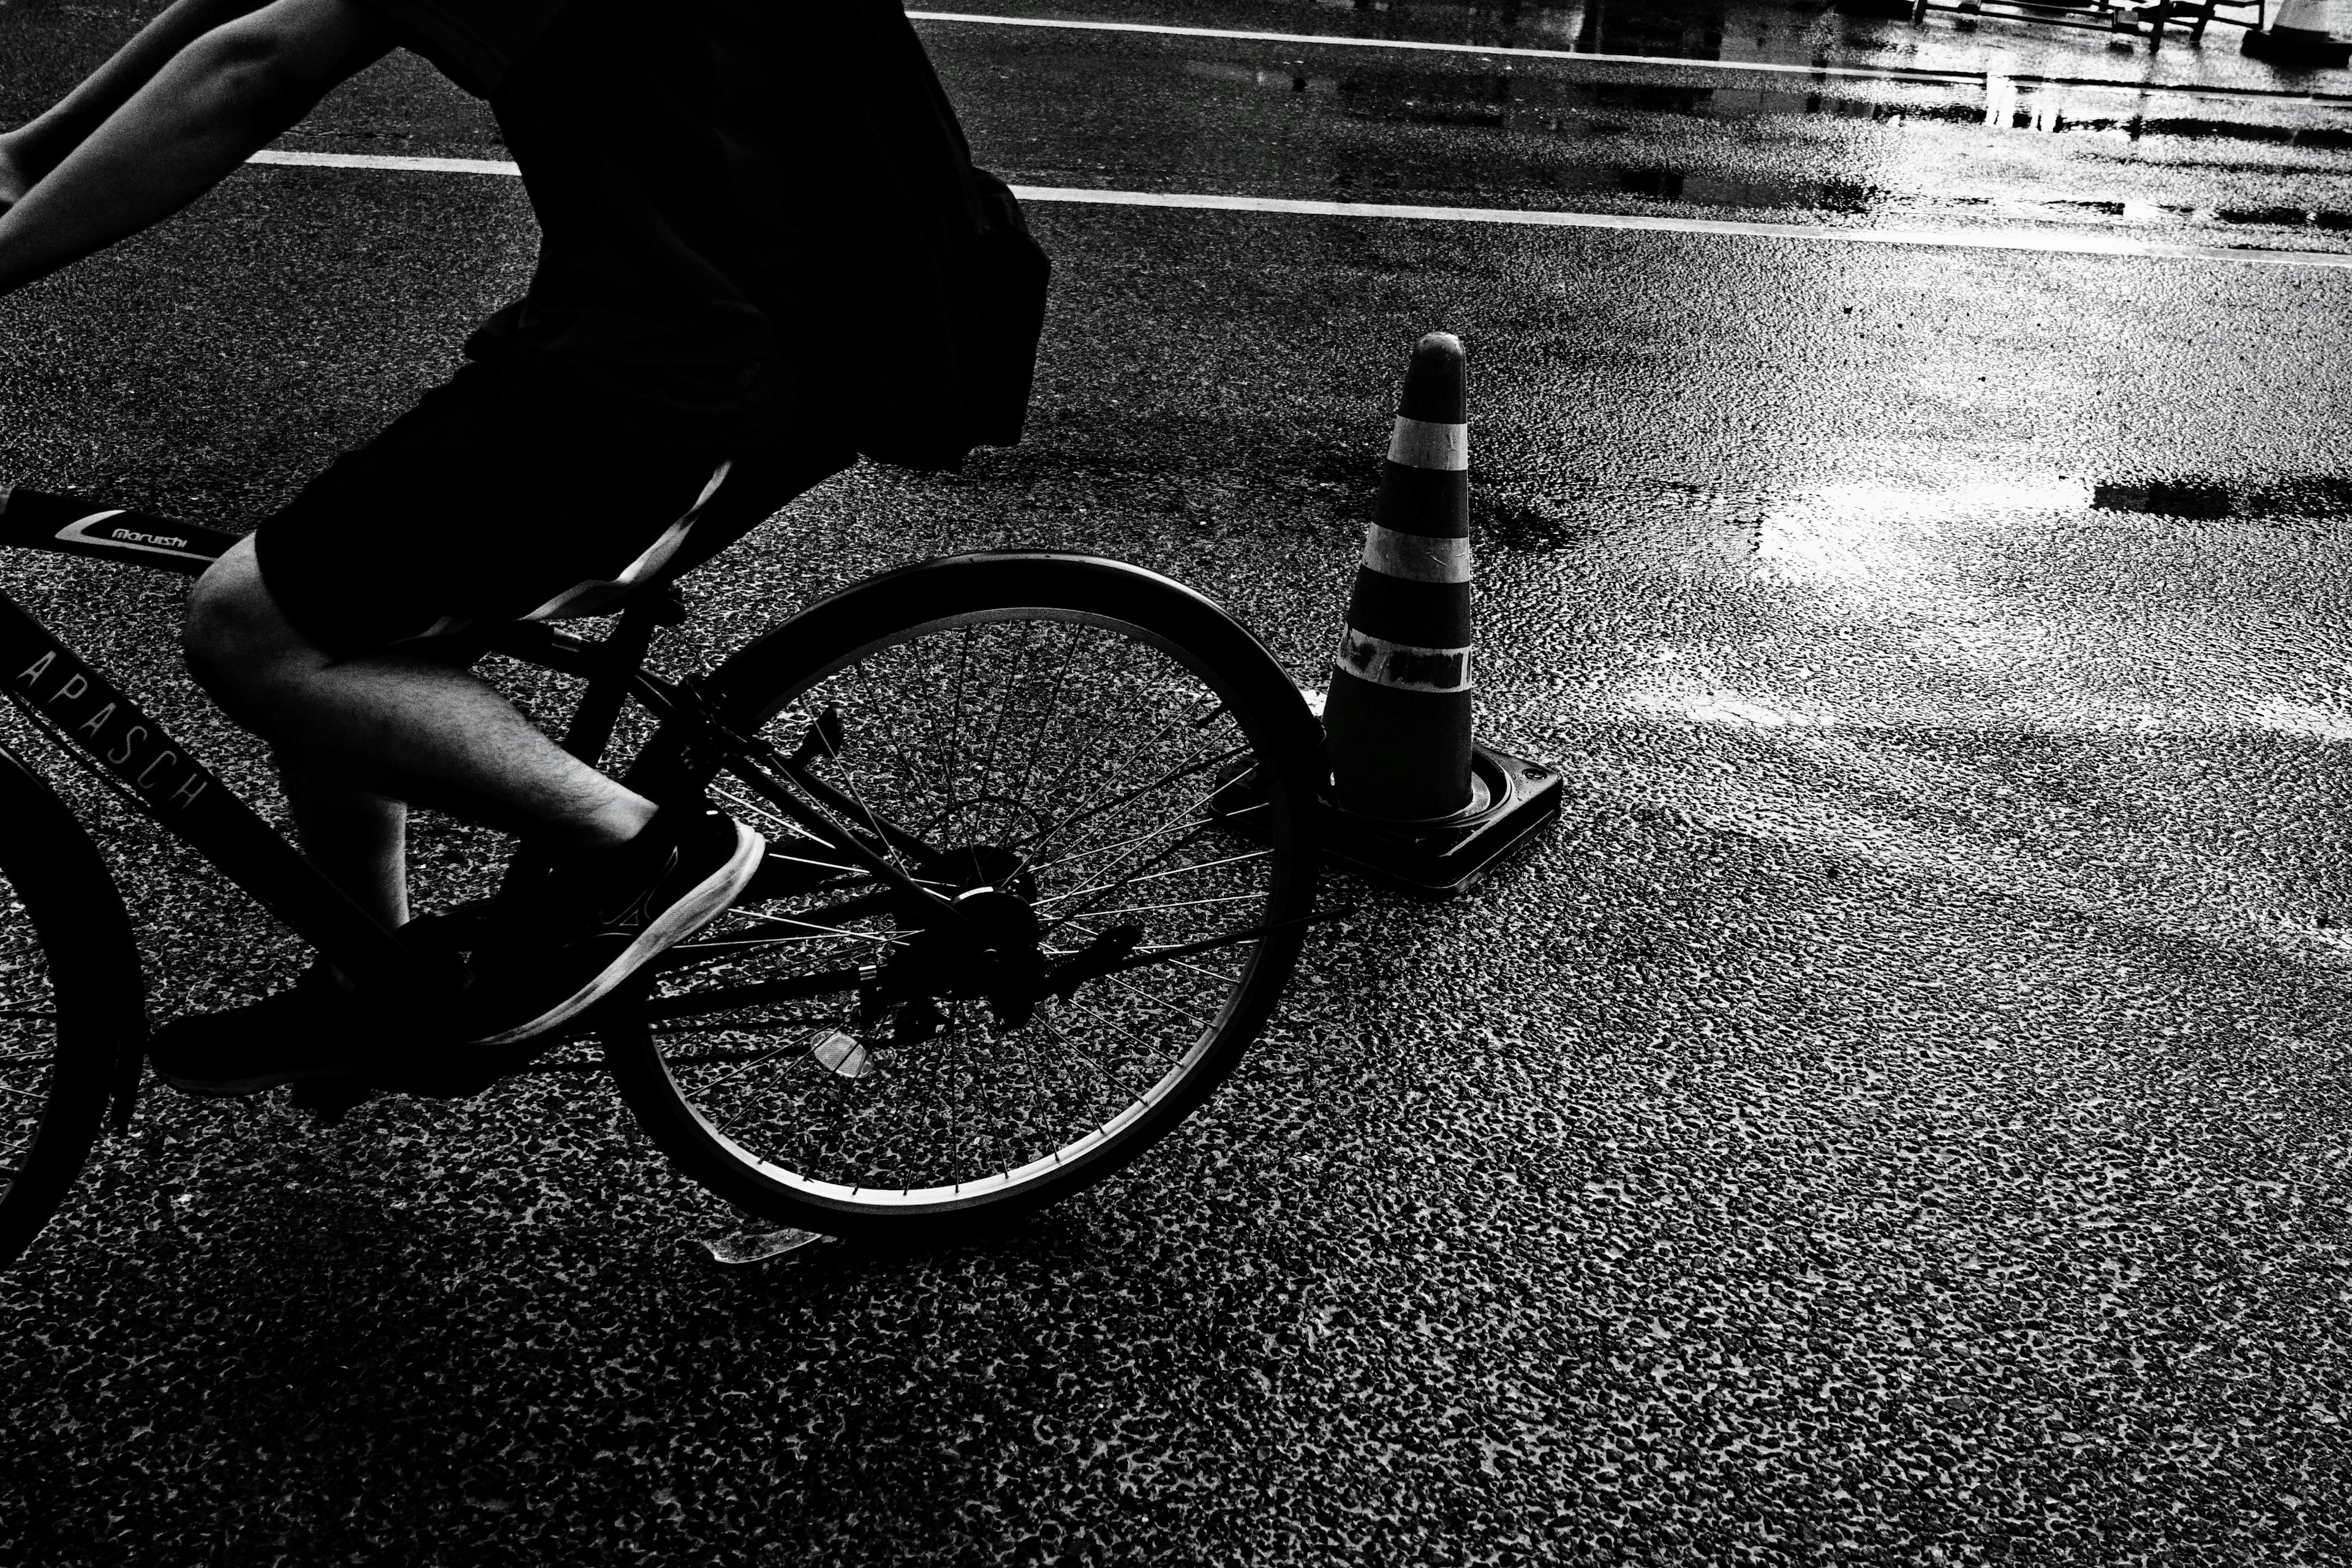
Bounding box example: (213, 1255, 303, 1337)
(4, 1, 2351, 1562)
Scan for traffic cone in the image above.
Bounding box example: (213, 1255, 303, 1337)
(1324, 333, 1476, 821)
(1311, 333, 1561, 897)
(2245, 0, 2351, 64)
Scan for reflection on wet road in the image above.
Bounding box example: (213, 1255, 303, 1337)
(4, 1, 2352, 1563)
(921, 10, 2352, 252)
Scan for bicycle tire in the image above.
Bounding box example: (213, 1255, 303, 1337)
(0, 748, 145, 1271)
(606, 552, 1323, 1242)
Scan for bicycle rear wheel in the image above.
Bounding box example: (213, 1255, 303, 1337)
(606, 554, 1322, 1242)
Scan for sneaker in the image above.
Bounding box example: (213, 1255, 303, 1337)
(149, 964, 360, 1097)
(464, 801, 764, 1046)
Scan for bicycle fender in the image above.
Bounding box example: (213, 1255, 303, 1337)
(0, 739, 150, 1134)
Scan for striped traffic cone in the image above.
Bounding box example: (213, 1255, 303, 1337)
(1311, 333, 1561, 896)
(2245, 0, 2351, 63)
(1324, 332, 1476, 821)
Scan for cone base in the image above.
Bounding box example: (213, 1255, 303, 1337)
(2243, 28, 2352, 64)
(1321, 744, 1561, 897)
(1209, 742, 1561, 899)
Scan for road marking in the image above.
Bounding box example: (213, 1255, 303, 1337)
(906, 10, 2352, 105)
(247, 148, 521, 176)
(242, 151, 2352, 270)
(911, 11, 1985, 85)
(1016, 186, 2352, 270)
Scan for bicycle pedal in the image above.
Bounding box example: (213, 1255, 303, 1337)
(288, 1074, 374, 1124)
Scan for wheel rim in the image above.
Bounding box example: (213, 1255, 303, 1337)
(631, 606, 1300, 1215)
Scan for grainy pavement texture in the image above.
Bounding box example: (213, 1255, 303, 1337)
(4, 0, 2352, 1562)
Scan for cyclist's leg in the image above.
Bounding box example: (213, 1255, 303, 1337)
(183, 357, 714, 912)
(221, 423, 857, 940)
(185, 537, 659, 846)
(162, 360, 858, 1074)
(277, 763, 407, 932)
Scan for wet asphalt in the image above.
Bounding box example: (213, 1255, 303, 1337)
(5, 1, 2352, 1562)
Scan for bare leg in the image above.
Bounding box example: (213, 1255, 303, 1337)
(279, 762, 408, 929)
(184, 538, 655, 873)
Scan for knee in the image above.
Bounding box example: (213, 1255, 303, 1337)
(182, 540, 309, 707)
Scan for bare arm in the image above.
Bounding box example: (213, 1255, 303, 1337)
(0, 0, 395, 296)
(1, 0, 276, 208)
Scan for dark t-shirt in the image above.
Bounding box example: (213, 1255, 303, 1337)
(356, 0, 1025, 463)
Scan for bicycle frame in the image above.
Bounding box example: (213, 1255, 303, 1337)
(0, 484, 479, 1003)
(0, 484, 965, 1019)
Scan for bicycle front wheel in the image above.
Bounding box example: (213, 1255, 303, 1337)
(0, 753, 143, 1271)
(607, 554, 1322, 1242)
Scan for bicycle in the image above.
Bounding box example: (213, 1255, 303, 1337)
(0, 480, 1325, 1267)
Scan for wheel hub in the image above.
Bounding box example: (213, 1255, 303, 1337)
(871, 845, 1047, 1028)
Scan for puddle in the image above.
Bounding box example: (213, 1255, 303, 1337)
(1312, 58, 2352, 145)
(1974, 102, 2352, 149)
(1298, 0, 1727, 58)
(1193, 58, 2352, 232)
(1973, 194, 2352, 231)
(2092, 473, 2352, 520)
(1610, 165, 1881, 212)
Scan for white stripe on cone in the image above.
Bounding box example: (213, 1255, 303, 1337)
(1386, 416, 1468, 472)
(1362, 526, 1474, 584)
(1334, 627, 1474, 693)
(2271, 0, 2342, 38)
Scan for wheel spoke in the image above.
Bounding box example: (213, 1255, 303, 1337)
(1005, 629, 1152, 850)
(1090, 965, 1218, 1032)
(652, 1017, 839, 1042)
(1036, 846, 1272, 907)
(1068, 891, 1264, 921)
(1022, 813, 1225, 878)
(679, 1031, 823, 1093)
(1035, 1009, 1168, 1102)
(966, 619, 1039, 842)
(837, 665, 921, 882)
(1137, 953, 1245, 987)
(610, 587, 1307, 1226)
(1011, 743, 1249, 888)
(1000, 625, 1084, 845)
(724, 907, 905, 946)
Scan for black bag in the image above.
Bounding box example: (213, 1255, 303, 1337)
(809, 1, 1052, 471)
(957, 166, 1052, 453)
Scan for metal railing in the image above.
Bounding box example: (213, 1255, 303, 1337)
(1902, 0, 2264, 40)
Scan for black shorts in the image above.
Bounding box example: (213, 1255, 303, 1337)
(255, 358, 854, 658)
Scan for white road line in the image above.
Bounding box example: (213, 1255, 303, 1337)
(241, 151, 2352, 270)
(905, 9, 2352, 105)
(247, 148, 520, 176)
(1017, 186, 2352, 268)
(908, 10, 1984, 85)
